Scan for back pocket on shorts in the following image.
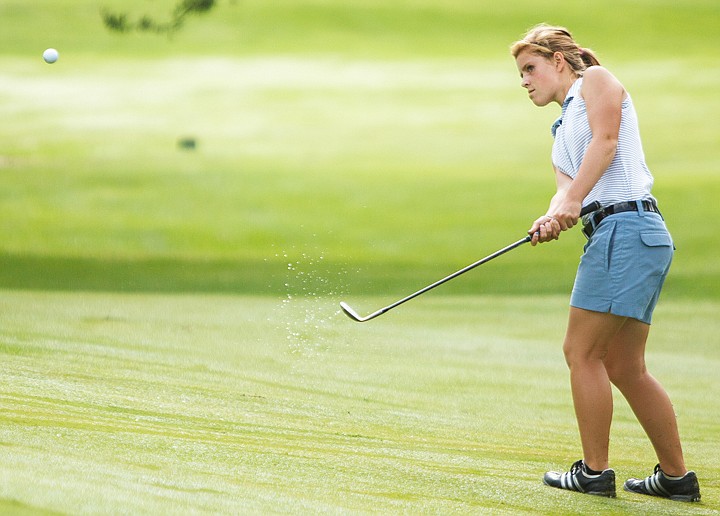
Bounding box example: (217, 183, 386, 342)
(640, 232, 673, 248)
(639, 231, 673, 276)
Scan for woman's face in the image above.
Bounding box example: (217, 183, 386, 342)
(515, 49, 561, 107)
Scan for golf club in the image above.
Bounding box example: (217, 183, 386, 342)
(340, 201, 601, 322)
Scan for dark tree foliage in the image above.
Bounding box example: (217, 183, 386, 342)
(102, 0, 216, 35)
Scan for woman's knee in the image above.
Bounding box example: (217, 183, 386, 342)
(562, 338, 608, 367)
(604, 354, 647, 388)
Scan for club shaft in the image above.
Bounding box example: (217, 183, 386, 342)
(341, 201, 601, 322)
(379, 235, 531, 315)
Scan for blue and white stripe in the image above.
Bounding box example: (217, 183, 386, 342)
(551, 77, 655, 207)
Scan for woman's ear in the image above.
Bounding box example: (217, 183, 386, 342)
(553, 51, 565, 70)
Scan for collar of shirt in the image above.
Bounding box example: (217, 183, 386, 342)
(551, 77, 583, 137)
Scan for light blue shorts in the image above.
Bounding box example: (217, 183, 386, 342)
(571, 209, 674, 324)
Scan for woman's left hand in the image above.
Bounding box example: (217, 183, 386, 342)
(551, 200, 583, 231)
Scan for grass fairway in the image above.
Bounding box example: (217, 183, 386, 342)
(1, 291, 718, 513)
(1, 0, 719, 512)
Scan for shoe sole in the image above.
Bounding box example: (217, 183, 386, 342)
(544, 481, 616, 498)
(587, 491, 616, 498)
(670, 494, 701, 503)
(623, 486, 701, 503)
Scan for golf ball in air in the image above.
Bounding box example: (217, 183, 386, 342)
(43, 48, 59, 64)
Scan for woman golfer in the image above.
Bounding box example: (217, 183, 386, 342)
(511, 24, 700, 502)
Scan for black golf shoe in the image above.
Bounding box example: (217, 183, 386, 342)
(543, 460, 616, 498)
(624, 464, 701, 502)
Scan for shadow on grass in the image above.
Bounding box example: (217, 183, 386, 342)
(0, 253, 714, 299)
(0, 253, 280, 294)
(0, 252, 560, 296)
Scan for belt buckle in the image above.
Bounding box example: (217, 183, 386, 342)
(581, 207, 602, 240)
(582, 220, 595, 239)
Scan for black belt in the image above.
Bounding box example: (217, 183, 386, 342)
(582, 200, 661, 238)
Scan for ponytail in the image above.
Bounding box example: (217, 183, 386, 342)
(578, 46, 601, 68)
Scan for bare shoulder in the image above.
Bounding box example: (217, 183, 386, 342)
(583, 66, 620, 83)
(581, 66, 625, 99)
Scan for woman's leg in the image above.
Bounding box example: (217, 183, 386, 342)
(563, 307, 628, 472)
(602, 317, 687, 476)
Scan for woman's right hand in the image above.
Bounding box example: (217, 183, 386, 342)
(528, 214, 562, 246)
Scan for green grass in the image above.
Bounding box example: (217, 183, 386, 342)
(1, 0, 719, 512)
(0, 55, 718, 297)
(1, 291, 718, 513)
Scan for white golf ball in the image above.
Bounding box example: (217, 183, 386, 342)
(43, 48, 59, 64)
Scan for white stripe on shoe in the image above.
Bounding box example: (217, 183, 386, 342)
(572, 474, 583, 492)
(646, 473, 671, 497)
(559, 472, 581, 492)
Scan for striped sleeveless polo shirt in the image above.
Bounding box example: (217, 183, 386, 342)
(551, 77, 655, 207)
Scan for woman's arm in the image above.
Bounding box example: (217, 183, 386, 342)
(528, 168, 572, 245)
(531, 67, 625, 245)
(553, 67, 625, 227)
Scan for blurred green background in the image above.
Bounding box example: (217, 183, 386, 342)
(2, 3, 719, 513)
(1, 0, 718, 298)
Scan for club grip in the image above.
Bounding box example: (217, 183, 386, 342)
(531, 201, 602, 239)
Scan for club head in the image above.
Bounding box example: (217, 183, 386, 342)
(339, 301, 365, 322)
(339, 302, 386, 322)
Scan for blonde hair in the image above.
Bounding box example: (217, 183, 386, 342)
(510, 24, 600, 75)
